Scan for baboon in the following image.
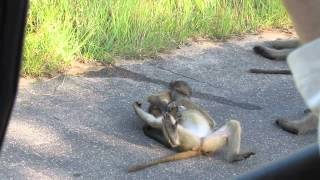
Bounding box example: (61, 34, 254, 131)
(144, 81, 214, 148)
(129, 87, 254, 172)
(251, 39, 318, 134)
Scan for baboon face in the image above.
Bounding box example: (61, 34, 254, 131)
(147, 90, 171, 115)
(148, 104, 162, 117)
(167, 102, 178, 115)
(169, 81, 192, 97)
(162, 113, 179, 147)
(167, 101, 186, 118)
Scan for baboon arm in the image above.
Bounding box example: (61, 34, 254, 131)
(199, 110, 216, 128)
(175, 99, 216, 127)
(133, 102, 163, 128)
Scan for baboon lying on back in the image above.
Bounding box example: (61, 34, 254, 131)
(252, 39, 318, 134)
(129, 81, 254, 172)
(144, 81, 215, 148)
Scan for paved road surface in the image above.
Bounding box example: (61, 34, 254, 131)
(0, 32, 316, 179)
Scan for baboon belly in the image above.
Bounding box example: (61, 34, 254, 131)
(180, 110, 212, 138)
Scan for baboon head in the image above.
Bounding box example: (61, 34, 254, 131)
(147, 90, 171, 116)
(169, 81, 192, 100)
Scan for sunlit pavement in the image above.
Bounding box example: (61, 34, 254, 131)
(0, 32, 316, 179)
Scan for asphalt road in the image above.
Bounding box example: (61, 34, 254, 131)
(0, 32, 317, 180)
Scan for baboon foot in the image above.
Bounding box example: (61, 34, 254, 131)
(230, 152, 255, 162)
(275, 118, 299, 134)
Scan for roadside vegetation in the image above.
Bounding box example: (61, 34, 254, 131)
(23, 0, 290, 76)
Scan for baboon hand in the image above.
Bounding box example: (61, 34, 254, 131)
(132, 101, 143, 116)
(163, 113, 176, 126)
(133, 101, 142, 108)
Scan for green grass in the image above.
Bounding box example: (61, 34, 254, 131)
(23, 0, 290, 77)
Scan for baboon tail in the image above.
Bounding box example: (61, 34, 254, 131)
(249, 69, 291, 75)
(128, 150, 201, 173)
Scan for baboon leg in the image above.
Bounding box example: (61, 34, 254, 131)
(133, 102, 163, 128)
(203, 120, 254, 162)
(253, 46, 294, 61)
(142, 124, 172, 148)
(224, 120, 255, 162)
(270, 39, 300, 49)
(275, 113, 318, 134)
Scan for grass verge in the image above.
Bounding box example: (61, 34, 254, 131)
(23, 0, 290, 77)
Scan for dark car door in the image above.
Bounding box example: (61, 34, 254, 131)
(0, 0, 28, 149)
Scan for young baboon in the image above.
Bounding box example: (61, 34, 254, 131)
(130, 94, 254, 172)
